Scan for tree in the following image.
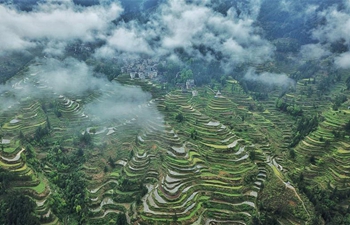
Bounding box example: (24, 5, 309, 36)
(325, 140, 331, 148)
(34, 126, 49, 142)
(172, 212, 178, 222)
(19, 130, 24, 140)
(252, 215, 261, 225)
(289, 149, 296, 159)
(129, 150, 134, 160)
(54, 108, 62, 118)
(79, 132, 92, 146)
(0, 192, 40, 225)
(109, 156, 116, 168)
(175, 113, 184, 122)
(46, 116, 51, 130)
(77, 148, 84, 157)
(309, 155, 316, 164)
(345, 120, 350, 133)
(249, 151, 256, 161)
(116, 213, 127, 225)
(190, 128, 197, 140)
(178, 69, 193, 83)
(90, 128, 96, 134)
(75, 205, 81, 213)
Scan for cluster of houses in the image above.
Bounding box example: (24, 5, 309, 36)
(122, 58, 165, 80)
(121, 58, 201, 97)
(186, 79, 195, 89)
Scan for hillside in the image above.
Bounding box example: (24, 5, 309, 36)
(0, 57, 349, 224)
(1, 0, 350, 225)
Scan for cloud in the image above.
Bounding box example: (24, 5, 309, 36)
(279, 0, 292, 12)
(32, 58, 106, 96)
(244, 67, 295, 87)
(0, 57, 105, 100)
(0, 0, 123, 53)
(300, 0, 350, 68)
(279, 0, 318, 19)
(335, 52, 350, 69)
(95, 0, 274, 70)
(312, 5, 350, 45)
(43, 41, 68, 56)
(84, 85, 162, 124)
(95, 22, 153, 57)
(299, 43, 331, 60)
(0, 0, 275, 72)
(305, 4, 319, 16)
(0, 56, 163, 127)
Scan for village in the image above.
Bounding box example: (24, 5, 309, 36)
(121, 58, 165, 80)
(122, 58, 201, 97)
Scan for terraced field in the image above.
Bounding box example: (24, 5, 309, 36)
(293, 108, 350, 189)
(129, 91, 258, 224)
(4, 67, 350, 224)
(0, 144, 57, 224)
(112, 85, 311, 225)
(0, 72, 308, 224)
(0, 68, 167, 224)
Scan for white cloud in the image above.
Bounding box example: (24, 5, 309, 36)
(96, 0, 274, 70)
(312, 6, 350, 45)
(0, 1, 123, 53)
(280, 0, 292, 12)
(0, 56, 163, 126)
(102, 26, 152, 54)
(304, 0, 350, 68)
(244, 67, 295, 87)
(300, 43, 331, 60)
(0, 0, 275, 70)
(43, 41, 68, 56)
(34, 58, 102, 96)
(305, 4, 319, 16)
(335, 52, 350, 69)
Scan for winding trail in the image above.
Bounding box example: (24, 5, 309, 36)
(265, 155, 310, 218)
(283, 181, 310, 218)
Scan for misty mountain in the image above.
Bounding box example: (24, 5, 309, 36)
(1, 1, 350, 225)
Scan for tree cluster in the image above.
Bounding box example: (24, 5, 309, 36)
(332, 94, 347, 111)
(290, 115, 319, 147)
(0, 192, 39, 225)
(276, 98, 303, 116)
(292, 174, 350, 225)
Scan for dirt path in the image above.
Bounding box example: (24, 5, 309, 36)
(283, 181, 310, 217)
(265, 155, 310, 218)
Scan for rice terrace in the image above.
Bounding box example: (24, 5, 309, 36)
(1, 0, 350, 225)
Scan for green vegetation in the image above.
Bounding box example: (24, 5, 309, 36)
(0, 15, 350, 224)
(0, 192, 40, 225)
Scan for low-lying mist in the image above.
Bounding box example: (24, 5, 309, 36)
(243, 67, 296, 87)
(0, 57, 163, 130)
